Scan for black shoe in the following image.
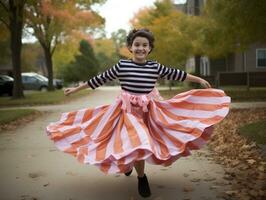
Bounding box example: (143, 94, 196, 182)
(138, 174, 151, 198)
(124, 169, 133, 176)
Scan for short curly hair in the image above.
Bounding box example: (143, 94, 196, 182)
(126, 28, 155, 53)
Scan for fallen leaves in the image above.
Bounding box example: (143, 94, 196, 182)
(183, 185, 194, 192)
(28, 171, 46, 179)
(208, 108, 266, 200)
(203, 177, 216, 182)
(190, 178, 201, 182)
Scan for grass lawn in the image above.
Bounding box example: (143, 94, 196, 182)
(0, 89, 91, 107)
(0, 109, 37, 125)
(238, 120, 266, 145)
(222, 87, 266, 102)
(159, 87, 266, 102)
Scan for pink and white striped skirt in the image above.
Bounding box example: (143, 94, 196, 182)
(46, 88, 230, 174)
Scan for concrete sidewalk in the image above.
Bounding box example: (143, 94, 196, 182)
(0, 87, 254, 200)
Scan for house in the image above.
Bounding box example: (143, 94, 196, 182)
(175, 0, 266, 85)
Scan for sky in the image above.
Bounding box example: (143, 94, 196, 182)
(93, 0, 186, 37)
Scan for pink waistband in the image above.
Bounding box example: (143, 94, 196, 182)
(117, 88, 163, 113)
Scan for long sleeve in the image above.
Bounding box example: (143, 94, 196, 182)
(87, 63, 120, 89)
(158, 63, 187, 81)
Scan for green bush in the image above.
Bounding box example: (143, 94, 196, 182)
(239, 120, 266, 145)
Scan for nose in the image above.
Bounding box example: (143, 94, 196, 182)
(137, 46, 144, 51)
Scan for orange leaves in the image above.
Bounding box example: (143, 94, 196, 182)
(208, 108, 266, 200)
(74, 10, 104, 27)
(25, 0, 104, 59)
(94, 39, 116, 57)
(130, 7, 152, 28)
(70, 30, 93, 44)
(39, 0, 103, 28)
(148, 11, 193, 66)
(129, 1, 195, 66)
(119, 46, 131, 59)
(41, 0, 55, 16)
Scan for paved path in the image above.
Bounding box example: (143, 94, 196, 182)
(0, 87, 256, 200)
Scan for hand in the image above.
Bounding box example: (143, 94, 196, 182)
(64, 87, 77, 96)
(185, 74, 212, 89)
(199, 79, 211, 88)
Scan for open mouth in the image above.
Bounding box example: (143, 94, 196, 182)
(136, 52, 146, 56)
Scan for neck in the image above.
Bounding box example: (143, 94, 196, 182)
(132, 58, 146, 64)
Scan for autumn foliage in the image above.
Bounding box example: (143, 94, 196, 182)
(130, 0, 266, 62)
(25, 0, 105, 89)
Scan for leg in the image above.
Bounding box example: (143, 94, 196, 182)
(134, 160, 151, 197)
(134, 160, 145, 177)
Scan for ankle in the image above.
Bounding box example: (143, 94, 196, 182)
(137, 173, 146, 178)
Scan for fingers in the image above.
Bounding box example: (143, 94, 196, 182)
(64, 88, 72, 96)
(205, 81, 211, 88)
(201, 80, 211, 88)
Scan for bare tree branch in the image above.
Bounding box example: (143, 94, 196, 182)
(51, 36, 58, 56)
(0, 1, 9, 13)
(0, 17, 10, 30)
(0, 1, 10, 29)
(23, 27, 33, 36)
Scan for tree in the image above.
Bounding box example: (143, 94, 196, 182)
(25, 0, 105, 90)
(130, 0, 174, 28)
(150, 11, 193, 67)
(0, 0, 27, 98)
(93, 38, 118, 71)
(111, 29, 126, 55)
(53, 38, 80, 78)
(21, 42, 43, 72)
(202, 0, 266, 55)
(0, 25, 10, 65)
(60, 39, 99, 83)
(130, 0, 191, 67)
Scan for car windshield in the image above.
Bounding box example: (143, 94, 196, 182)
(22, 73, 48, 82)
(36, 74, 48, 81)
(34, 76, 47, 82)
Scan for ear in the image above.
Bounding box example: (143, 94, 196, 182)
(127, 45, 133, 53)
(148, 46, 152, 54)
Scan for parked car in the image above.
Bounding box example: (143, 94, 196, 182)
(34, 74, 63, 89)
(22, 72, 48, 91)
(22, 72, 63, 90)
(0, 74, 14, 96)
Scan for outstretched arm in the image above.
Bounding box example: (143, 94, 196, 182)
(64, 63, 120, 96)
(64, 82, 88, 96)
(185, 73, 211, 88)
(158, 63, 211, 88)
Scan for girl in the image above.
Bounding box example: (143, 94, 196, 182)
(46, 29, 230, 198)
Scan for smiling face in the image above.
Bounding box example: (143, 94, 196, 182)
(129, 36, 151, 63)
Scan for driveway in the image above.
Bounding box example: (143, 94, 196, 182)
(0, 87, 243, 200)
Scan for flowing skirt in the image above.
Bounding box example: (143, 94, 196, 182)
(46, 88, 230, 174)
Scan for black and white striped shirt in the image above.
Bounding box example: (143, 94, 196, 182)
(87, 59, 187, 94)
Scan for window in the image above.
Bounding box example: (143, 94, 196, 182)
(257, 49, 266, 67)
(22, 76, 36, 83)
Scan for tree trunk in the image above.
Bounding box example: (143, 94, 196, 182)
(10, 0, 24, 98)
(43, 46, 54, 91)
(195, 55, 201, 76)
